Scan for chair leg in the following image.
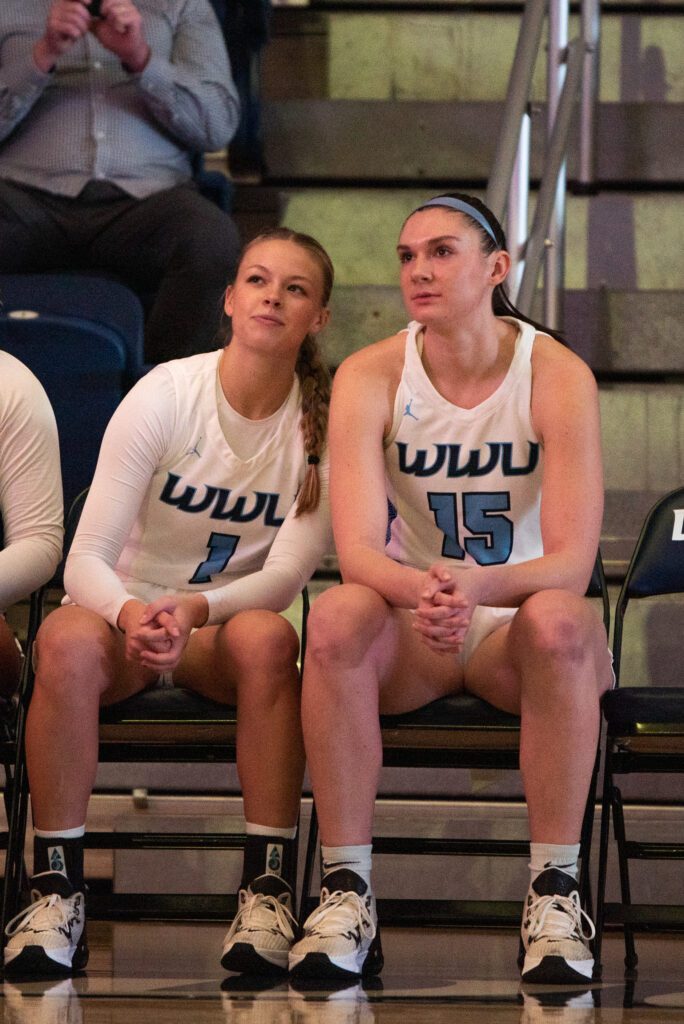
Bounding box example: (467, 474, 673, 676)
(611, 783, 638, 973)
(1, 706, 32, 937)
(578, 747, 600, 922)
(593, 746, 614, 978)
(299, 800, 319, 927)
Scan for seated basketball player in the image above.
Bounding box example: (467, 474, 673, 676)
(0, 352, 63, 699)
(289, 194, 613, 985)
(3, 229, 334, 978)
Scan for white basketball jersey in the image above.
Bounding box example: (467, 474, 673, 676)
(115, 350, 306, 595)
(384, 318, 544, 571)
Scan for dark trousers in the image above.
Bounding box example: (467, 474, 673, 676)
(0, 178, 240, 362)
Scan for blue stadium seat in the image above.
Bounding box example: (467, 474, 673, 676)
(0, 274, 145, 510)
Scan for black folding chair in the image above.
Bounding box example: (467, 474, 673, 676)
(300, 556, 610, 934)
(2, 491, 308, 928)
(594, 485, 684, 975)
(0, 590, 43, 921)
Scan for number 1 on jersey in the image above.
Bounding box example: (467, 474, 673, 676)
(189, 531, 240, 584)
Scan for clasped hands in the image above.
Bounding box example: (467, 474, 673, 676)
(35, 0, 150, 74)
(118, 593, 209, 673)
(412, 563, 479, 655)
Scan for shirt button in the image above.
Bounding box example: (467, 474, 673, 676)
(95, 130, 105, 140)
(93, 61, 102, 70)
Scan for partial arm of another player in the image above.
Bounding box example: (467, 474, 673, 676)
(0, 370, 63, 609)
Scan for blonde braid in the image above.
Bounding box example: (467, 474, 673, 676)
(294, 333, 331, 516)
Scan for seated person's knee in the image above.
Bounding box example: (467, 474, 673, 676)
(513, 590, 591, 663)
(306, 585, 386, 668)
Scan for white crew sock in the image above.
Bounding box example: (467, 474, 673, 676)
(529, 842, 580, 884)
(35, 825, 86, 840)
(245, 821, 297, 840)
(321, 844, 373, 891)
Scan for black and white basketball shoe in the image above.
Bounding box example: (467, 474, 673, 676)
(4, 871, 88, 976)
(519, 867, 595, 983)
(289, 869, 384, 980)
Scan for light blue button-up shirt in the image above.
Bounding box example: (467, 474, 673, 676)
(0, 0, 240, 198)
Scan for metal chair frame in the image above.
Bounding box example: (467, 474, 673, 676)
(594, 486, 684, 976)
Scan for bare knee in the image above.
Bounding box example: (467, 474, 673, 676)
(34, 607, 112, 702)
(220, 610, 300, 681)
(305, 584, 390, 672)
(511, 590, 598, 670)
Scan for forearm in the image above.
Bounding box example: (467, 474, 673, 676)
(204, 565, 306, 625)
(339, 544, 425, 610)
(0, 536, 62, 610)
(468, 549, 595, 609)
(64, 553, 136, 629)
(205, 498, 333, 625)
(135, 54, 239, 152)
(0, 53, 52, 142)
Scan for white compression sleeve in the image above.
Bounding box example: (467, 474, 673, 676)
(63, 366, 177, 627)
(0, 354, 63, 610)
(203, 451, 333, 624)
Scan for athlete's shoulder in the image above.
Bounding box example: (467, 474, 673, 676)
(531, 329, 598, 392)
(334, 328, 408, 387)
(157, 349, 221, 386)
(0, 350, 54, 425)
(0, 350, 44, 392)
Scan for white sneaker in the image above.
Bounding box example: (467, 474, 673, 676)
(4, 872, 88, 976)
(289, 869, 383, 980)
(520, 868, 595, 983)
(221, 875, 297, 975)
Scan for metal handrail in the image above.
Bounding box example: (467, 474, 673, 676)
(485, 0, 547, 223)
(517, 36, 585, 314)
(485, 0, 601, 328)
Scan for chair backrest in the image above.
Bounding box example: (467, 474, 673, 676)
(0, 275, 145, 511)
(613, 485, 684, 680)
(588, 551, 611, 635)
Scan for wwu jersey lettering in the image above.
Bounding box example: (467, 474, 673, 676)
(396, 440, 540, 478)
(160, 472, 285, 527)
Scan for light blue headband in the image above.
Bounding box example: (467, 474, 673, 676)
(416, 197, 498, 245)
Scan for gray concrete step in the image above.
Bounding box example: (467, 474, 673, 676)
(320, 285, 684, 376)
(260, 7, 684, 185)
(259, 100, 683, 184)
(265, 8, 684, 105)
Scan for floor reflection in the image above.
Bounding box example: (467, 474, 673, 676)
(1, 925, 684, 1023)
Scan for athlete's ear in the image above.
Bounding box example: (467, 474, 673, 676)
(223, 285, 234, 318)
(308, 306, 331, 336)
(490, 248, 511, 287)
